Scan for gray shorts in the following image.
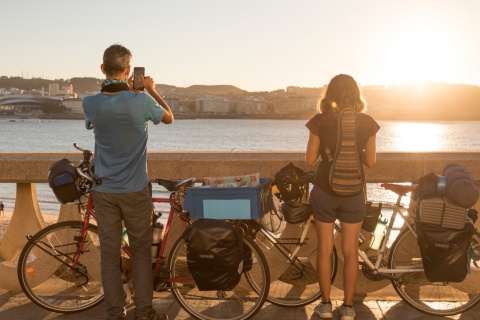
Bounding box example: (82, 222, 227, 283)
(310, 186, 366, 223)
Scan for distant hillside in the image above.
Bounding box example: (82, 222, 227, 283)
(186, 84, 247, 96)
(0, 76, 63, 91)
(70, 77, 101, 93)
(2, 76, 480, 120)
(363, 82, 480, 119)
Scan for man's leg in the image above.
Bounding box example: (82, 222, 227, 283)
(93, 191, 126, 319)
(120, 187, 154, 318)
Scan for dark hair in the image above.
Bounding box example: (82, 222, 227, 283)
(103, 44, 132, 76)
(318, 74, 366, 113)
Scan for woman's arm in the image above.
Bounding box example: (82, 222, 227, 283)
(305, 132, 321, 167)
(362, 134, 377, 168)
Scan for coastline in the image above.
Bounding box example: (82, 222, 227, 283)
(0, 211, 58, 240)
(0, 111, 317, 121)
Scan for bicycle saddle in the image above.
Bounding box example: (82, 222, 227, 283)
(155, 178, 195, 191)
(381, 183, 418, 196)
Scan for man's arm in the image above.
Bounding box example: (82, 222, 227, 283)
(138, 75, 174, 124)
(146, 87, 174, 124)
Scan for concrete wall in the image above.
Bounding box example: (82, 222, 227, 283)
(1, 151, 480, 292)
(2, 151, 480, 184)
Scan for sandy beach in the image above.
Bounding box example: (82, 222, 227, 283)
(0, 210, 59, 239)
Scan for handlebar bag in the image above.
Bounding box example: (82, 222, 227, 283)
(47, 159, 81, 204)
(183, 219, 244, 291)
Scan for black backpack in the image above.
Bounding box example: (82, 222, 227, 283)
(183, 219, 244, 291)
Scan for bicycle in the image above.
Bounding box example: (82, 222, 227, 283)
(17, 143, 270, 320)
(331, 182, 480, 316)
(268, 166, 480, 316)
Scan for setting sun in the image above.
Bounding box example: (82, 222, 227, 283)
(377, 19, 458, 86)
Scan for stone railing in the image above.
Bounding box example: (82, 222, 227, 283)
(1, 151, 480, 292)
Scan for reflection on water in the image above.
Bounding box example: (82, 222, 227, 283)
(1, 118, 478, 213)
(376, 120, 480, 151)
(388, 122, 442, 151)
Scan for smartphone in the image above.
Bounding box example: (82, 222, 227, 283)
(133, 67, 145, 90)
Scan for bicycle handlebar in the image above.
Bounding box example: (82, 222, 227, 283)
(73, 143, 85, 152)
(73, 143, 101, 185)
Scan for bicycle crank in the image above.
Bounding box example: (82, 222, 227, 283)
(361, 256, 388, 281)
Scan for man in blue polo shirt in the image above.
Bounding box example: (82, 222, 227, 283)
(83, 43, 173, 320)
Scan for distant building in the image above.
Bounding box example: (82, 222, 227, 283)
(286, 86, 323, 97)
(0, 94, 63, 115)
(236, 97, 268, 114)
(164, 97, 180, 112)
(273, 94, 317, 114)
(49, 83, 73, 96)
(195, 96, 236, 113)
(0, 96, 40, 114)
(63, 98, 83, 114)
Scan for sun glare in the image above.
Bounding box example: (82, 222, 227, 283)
(378, 20, 456, 86)
(391, 122, 442, 151)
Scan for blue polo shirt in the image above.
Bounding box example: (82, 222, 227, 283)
(83, 91, 164, 193)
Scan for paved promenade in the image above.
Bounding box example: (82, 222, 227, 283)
(2, 288, 480, 320)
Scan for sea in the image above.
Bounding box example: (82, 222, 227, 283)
(1, 118, 480, 214)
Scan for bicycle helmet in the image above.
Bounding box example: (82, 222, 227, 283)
(273, 163, 308, 202)
(281, 200, 311, 224)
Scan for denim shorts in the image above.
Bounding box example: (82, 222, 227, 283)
(310, 186, 366, 223)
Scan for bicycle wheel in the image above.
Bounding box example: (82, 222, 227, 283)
(169, 234, 269, 320)
(17, 220, 103, 313)
(256, 221, 337, 307)
(389, 228, 480, 316)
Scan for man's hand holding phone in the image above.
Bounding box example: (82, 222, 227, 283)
(133, 67, 145, 91)
(129, 67, 156, 93)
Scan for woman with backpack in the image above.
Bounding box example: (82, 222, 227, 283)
(305, 74, 380, 320)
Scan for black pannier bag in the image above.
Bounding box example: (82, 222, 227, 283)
(47, 159, 81, 204)
(183, 219, 244, 291)
(417, 221, 472, 282)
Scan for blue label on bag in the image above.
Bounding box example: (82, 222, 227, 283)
(203, 199, 251, 219)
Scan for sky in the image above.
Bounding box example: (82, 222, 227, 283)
(2, 0, 480, 92)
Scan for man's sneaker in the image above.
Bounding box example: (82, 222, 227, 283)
(314, 301, 333, 319)
(135, 309, 168, 320)
(339, 304, 356, 320)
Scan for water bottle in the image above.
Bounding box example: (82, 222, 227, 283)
(369, 218, 388, 250)
(151, 221, 164, 259)
(122, 227, 129, 246)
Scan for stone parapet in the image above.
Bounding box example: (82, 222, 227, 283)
(1, 151, 480, 292)
(2, 151, 480, 183)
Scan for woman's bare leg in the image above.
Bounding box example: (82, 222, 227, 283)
(314, 219, 335, 302)
(339, 221, 362, 305)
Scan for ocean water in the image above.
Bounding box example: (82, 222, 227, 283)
(1, 118, 480, 214)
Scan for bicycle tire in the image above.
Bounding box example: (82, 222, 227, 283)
(255, 221, 337, 307)
(17, 220, 103, 313)
(389, 228, 480, 316)
(168, 234, 270, 320)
